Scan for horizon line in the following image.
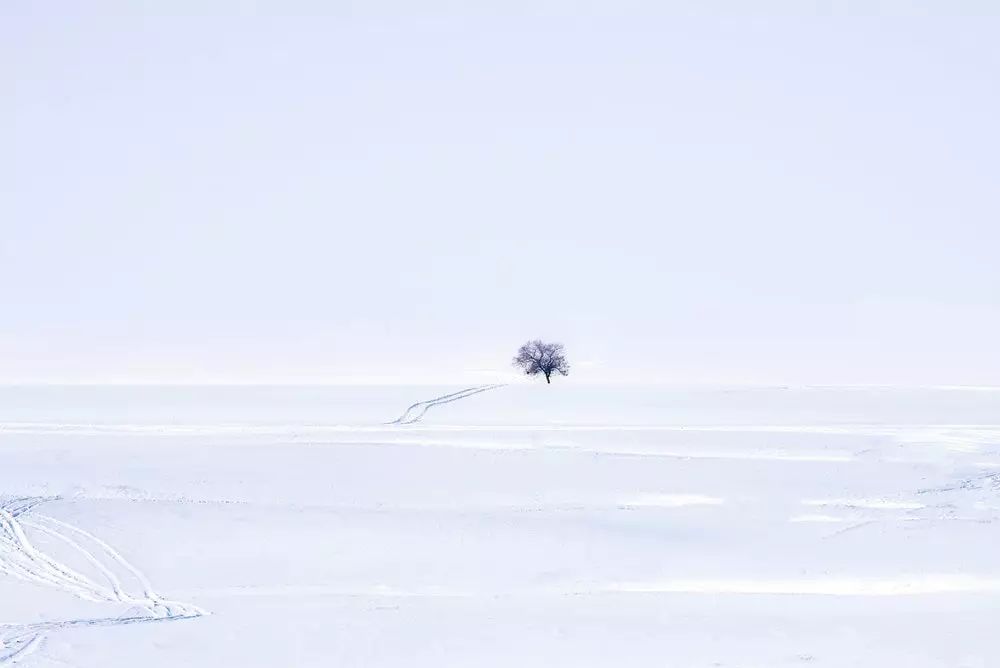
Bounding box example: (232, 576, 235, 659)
(1, 381, 999, 391)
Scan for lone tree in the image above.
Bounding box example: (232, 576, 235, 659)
(513, 340, 570, 384)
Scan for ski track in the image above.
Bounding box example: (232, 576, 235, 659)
(388, 385, 505, 425)
(0, 496, 205, 666)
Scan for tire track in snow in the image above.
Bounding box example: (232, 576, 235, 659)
(0, 496, 205, 665)
(1, 613, 203, 667)
(0, 632, 42, 667)
(32, 514, 203, 618)
(387, 385, 505, 425)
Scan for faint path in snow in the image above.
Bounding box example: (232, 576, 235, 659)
(166, 574, 1000, 600)
(0, 496, 206, 666)
(599, 574, 1000, 596)
(387, 385, 505, 425)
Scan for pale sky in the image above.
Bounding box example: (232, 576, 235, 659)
(3, 2, 999, 385)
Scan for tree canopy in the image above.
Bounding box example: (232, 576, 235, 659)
(512, 340, 569, 384)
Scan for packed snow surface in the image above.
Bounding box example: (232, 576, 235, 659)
(2, 384, 999, 667)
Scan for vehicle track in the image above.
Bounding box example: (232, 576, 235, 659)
(387, 385, 505, 425)
(0, 496, 205, 665)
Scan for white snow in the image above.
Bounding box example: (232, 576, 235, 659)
(618, 494, 726, 508)
(2, 384, 999, 666)
(801, 498, 928, 510)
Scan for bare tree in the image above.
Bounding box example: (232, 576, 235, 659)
(512, 340, 569, 384)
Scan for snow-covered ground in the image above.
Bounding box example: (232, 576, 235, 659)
(2, 384, 999, 667)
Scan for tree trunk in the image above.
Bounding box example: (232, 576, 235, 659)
(545, 373, 551, 384)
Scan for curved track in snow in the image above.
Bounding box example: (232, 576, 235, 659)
(0, 496, 205, 665)
(387, 384, 505, 425)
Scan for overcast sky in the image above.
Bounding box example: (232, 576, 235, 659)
(3, 2, 999, 385)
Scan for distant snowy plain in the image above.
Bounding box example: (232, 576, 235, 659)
(2, 384, 999, 667)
